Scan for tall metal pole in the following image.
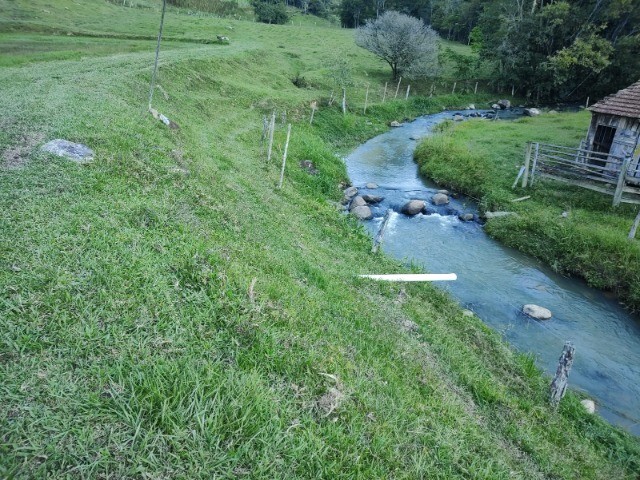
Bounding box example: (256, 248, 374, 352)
(148, 0, 167, 110)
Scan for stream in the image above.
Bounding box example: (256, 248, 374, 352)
(345, 111, 640, 435)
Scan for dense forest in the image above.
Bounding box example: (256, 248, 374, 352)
(340, 0, 640, 101)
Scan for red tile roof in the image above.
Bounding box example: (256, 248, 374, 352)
(589, 80, 640, 119)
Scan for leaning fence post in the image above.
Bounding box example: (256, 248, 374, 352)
(394, 77, 402, 99)
(522, 142, 532, 188)
(613, 156, 631, 207)
(629, 210, 640, 239)
(474, 81, 478, 94)
(278, 124, 292, 189)
(372, 209, 392, 254)
(405, 84, 411, 100)
(382, 82, 388, 103)
(530, 143, 540, 186)
(550, 341, 575, 407)
(452, 81, 456, 94)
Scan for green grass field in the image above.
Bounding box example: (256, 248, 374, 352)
(415, 113, 640, 309)
(2, 1, 640, 477)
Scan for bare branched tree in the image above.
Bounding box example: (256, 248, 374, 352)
(355, 11, 439, 80)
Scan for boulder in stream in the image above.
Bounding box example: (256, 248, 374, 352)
(350, 205, 373, 220)
(432, 193, 450, 206)
(389, 121, 402, 127)
(344, 186, 358, 198)
(350, 195, 367, 209)
(523, 304, 552, 320)
(401, 200, 426, 216)
(362, 194, 383, 204)
(497, 99, 511, 109)
(459, 213, 474, 222)
(524, 108, 541, 117)
(366, 182, 378, 189)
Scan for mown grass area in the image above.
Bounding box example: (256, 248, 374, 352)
(2, 1, 640, 477)
(415, 112, 640, 310)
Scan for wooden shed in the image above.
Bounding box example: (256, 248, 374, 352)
(586, 80, 640, 184)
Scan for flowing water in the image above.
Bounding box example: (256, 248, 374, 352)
(345, 111, 640, 435)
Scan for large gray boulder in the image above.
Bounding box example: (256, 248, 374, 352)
(432, 193, 450, 206)
(497, 99, 511, 109)
(41, 139, 93, 163)
(523, 304, 552, 320)
(362, 194, 383, 204)
(350, 205, 373, 220)
(401, 200, 426, 216)
(350, 195, 367, 209)
(524, 108, 541, 117)
(581, 399, 596, 414)
(343, 186, 358, 198)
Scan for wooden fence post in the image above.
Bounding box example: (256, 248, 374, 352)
(522, 142, 532, 188)
(382, 82, 388, 103)
(278, 124, 292, 189)
(474, 81, 478, 94)
(550, 342, 575, 407)
(511, 85, 515, 96)
(310, 101, 317, 125)
(629, 210, 640, 239)
(364, 84, 370, 114)
(613, 156, 631, 207)
(452, 81, 456, 94)
(342, 88, 347, 116)
(394, 77, 402, 99)
(266, 112, 276, 163)
(405, 84, 411, 100)
(372, 209, 392, 254)
(530, 143, 540, 186)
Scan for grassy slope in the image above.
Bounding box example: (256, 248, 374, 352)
(415, 114, 640, 309)
(1, 1, 640, 478)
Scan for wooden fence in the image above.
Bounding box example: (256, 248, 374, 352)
(521, 142, 640, 206)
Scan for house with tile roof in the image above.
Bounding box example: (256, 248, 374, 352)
(587, 80, 640, 184)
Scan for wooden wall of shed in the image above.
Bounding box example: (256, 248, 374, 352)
(587, 113, 640, 180)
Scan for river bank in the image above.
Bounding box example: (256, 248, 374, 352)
(414, 111, 640, 311)
(344, 111, 640, 435)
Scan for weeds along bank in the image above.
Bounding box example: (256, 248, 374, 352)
(2, 2, 640, 477)
(414, 115, 640, 311)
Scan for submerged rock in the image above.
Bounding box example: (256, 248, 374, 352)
(523, 304, 552, 320)
(365, 182, 378, 189)
(459, 213, 474, 222)
(41, 139, 93, 163)
(401, 200, 426, 216)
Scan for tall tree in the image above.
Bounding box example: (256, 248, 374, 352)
(355, 11, 439, 80)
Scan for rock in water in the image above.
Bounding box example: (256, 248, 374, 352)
(432, 193, 449, 206)
(350, 205, 373, 220)
(580, 399, 596, 414)
(343, 186, 358, 198)
(459, 213, 474, 222)
(349, 195, 367, 209)
(497, 99, 511, 109)
(524, 108, 540, 117)
(41, 139, 93, 163)
(523, 304, 552, 320)
(389, 121, 402, 127)
(401, 200, 426, 216)
(453, 115, 464, 122)
(362, 194, 383, 204)
(366, 182, 378, 189)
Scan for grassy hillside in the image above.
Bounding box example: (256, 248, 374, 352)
(415, 114, 640, 309)
(1, 1, 640, 477)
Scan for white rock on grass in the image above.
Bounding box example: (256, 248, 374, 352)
(523, 304, 552, 320)
(41, 139, 93, 163)
(581, 399, 596, 414)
